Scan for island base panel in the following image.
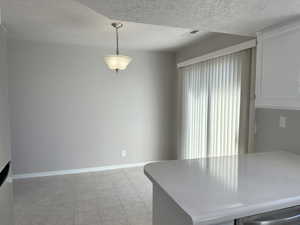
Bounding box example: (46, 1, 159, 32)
(152, 184, 235, 225)
(153, 184, 193, 225)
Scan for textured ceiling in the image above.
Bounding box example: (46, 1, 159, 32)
(76, 0, 300, 36)
(0, 0, 218, 51)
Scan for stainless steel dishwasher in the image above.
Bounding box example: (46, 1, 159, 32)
(236, 206, 300, 225)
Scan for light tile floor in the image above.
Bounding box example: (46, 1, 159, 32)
(13, 167, 153, 225)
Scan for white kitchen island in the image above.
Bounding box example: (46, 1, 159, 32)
(144, 151, 300, 225)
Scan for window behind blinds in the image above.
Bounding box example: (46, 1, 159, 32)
(180, 50, 251, 159)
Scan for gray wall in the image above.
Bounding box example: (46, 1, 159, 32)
(0, 27, 11, 170)
(255, 108, 300, 154)
(176, 33, 253, 63)
(8, 39, 176, 175)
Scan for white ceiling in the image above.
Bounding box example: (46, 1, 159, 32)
(0, 0, 218, 51)
(77, 0, 300, 36)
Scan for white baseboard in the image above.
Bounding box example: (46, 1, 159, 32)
(12, 161, 154, 180)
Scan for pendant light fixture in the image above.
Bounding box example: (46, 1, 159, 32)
(104, 22, 132, 72)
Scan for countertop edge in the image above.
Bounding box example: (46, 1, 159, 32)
(192, 198, 300, 225)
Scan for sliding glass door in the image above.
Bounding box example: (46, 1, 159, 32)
(180, 50, 251, 159)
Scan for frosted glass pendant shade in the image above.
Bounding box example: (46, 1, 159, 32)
(104, 54, 132, 70)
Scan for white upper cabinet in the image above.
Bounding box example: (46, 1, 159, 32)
(256, 21, 300, 110)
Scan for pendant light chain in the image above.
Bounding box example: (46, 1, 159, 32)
(116, 26, 119, 55)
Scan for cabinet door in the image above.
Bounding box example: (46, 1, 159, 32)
(0, 27, 10, 171)
(256, 23, 300, 109)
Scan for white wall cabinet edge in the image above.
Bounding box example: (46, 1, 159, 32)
(255, 20, 300, 110)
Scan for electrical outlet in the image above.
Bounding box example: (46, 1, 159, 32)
(279, 116, 286, 128)
(121, 150, 127, 157)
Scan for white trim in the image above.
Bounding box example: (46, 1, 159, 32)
(261, 19, 300, 40)
(12, 161, 155, 179)
(177, 39, 257, 68)
(255, 32, 263, 98)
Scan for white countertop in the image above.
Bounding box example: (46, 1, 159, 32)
(144, 151, 300, 225)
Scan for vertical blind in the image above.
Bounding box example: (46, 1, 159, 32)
(180, 50, 251, 159)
